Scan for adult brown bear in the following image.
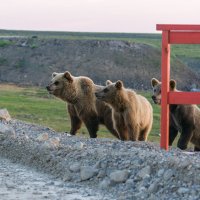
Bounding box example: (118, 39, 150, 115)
(95, 80, 153, 141)
(46, 71, 119, 139)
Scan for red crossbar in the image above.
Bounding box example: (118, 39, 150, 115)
(156, 24, 200, 150)
(170, 32, 200, 44)
(157, 24, 200, 31)
(169, 92, 200, 104)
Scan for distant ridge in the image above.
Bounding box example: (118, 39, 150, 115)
(0, 36, 199, 90)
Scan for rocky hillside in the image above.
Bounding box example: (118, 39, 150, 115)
(0, 37, 200, 90)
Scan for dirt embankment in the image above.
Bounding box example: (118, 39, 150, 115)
(0, 38, 199, 90)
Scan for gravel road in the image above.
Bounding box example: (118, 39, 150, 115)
(1, 119, 200, 200)
(0, 158, 107, 200)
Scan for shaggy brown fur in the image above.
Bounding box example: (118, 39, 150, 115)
(151, 78, 200, 151)
(95, 80, 153, 141)
(46, 71, 119, 139)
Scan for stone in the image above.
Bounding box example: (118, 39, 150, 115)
(137, 166, 151, 179)
(36, 133, 49, 142)
(80, 166, 98, 181)
(0, 109, 11, 121)
(74, 141, 84, 150)
(157, 169, 165, 176)
(99, 178, 111, 189)
(97, 169, 106, 178)
(148, 180, 160, 193)
(62, 173, 72, 181)
(109, 170, 129, 183)
(177, 187, 190, 194)
(50, 137, 60, 148)
(163, 169, 174, 181)
(0, 124, 15, 138)
(69, 163, 81, 172)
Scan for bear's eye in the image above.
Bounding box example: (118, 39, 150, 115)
(153, 89, 156, 93)
(103, 88, 109, 93)
(54, 81, 59, 86)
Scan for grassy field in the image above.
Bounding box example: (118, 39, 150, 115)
(0, 84, 161, 142)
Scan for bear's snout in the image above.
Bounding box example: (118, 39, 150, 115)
(151, 95, 161, 105)
(95, 92, 99, 97)
(46, 85, 50, 91)
(151, 95, 156, 101)
(95, 92, 102, 99)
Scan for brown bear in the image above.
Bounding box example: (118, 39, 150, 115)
(95, 80, 153, 141)
(46, 71, 119, 139)
(151, 78, 200, 151)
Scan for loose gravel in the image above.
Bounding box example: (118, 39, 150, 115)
(0, 157, 109, 200)
(1, 119, 200, 200)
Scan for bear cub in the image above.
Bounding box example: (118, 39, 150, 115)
(95, 80, 153, 141)
(151, 78, 200, 151)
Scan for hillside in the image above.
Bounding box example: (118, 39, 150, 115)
(0, 35, 200, 90)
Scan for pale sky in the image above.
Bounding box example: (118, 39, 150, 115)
(0, 0, 200, 33)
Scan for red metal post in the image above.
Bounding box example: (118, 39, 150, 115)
(157, 24, 200, 150)
(160, 31, 170, 150)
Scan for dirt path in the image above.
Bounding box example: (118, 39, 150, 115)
(0, 157, 107, 200)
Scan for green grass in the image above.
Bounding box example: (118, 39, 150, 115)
(0, 39, 13, 47)
(0, 84, 160, 142)
(1, 84, 194, 148)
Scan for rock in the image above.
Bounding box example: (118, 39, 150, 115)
(74, 141, 84, 149)
(50, 137, 60, 148)
(177, 187, 190, 194)
(5, 181, 15, 189)
(62, 173, 72, 181)
(97, 169, 106, 178)
(43, 142, 52, 149)
(157, 169, 165, 176)
(0, 109, 11, 121)
(99, 178, 111, 189)
(148, 180, 160, 193)
(80, 166, 98, 181)
(36, 133, 49, 142)
(163, 169, 174, 181)
(137, 166, 151, 179)
(0, 124, 15, 138)
(69, 163, 81, 172)
(109, 170, 129, 183)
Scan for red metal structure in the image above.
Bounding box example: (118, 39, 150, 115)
(156, 24, 200, 150)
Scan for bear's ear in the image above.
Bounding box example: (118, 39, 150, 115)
(170, 79, 176, 90)
(64, 71, 73, 82)
(151, 78, 159, 87)
(115, 80, 123, 89)
(106, 80, 112, 85)
(52, 72, 58, 78)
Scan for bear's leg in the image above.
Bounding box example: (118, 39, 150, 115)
(177, 127, 193, 150)
(169, 126, 178, 146)
(114, 123, 128, 140)
(113, 114, 128, 140)
(138, 124, 153, 141)
(84, 115, 99, 138)
(69, 115, 82, 135)
(127, 125, 139, 141)
(104, 121, 120, 139)
(138, 129, 147, 141)
(67, 104, 82, 135)
(194, 146, 200, 151)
